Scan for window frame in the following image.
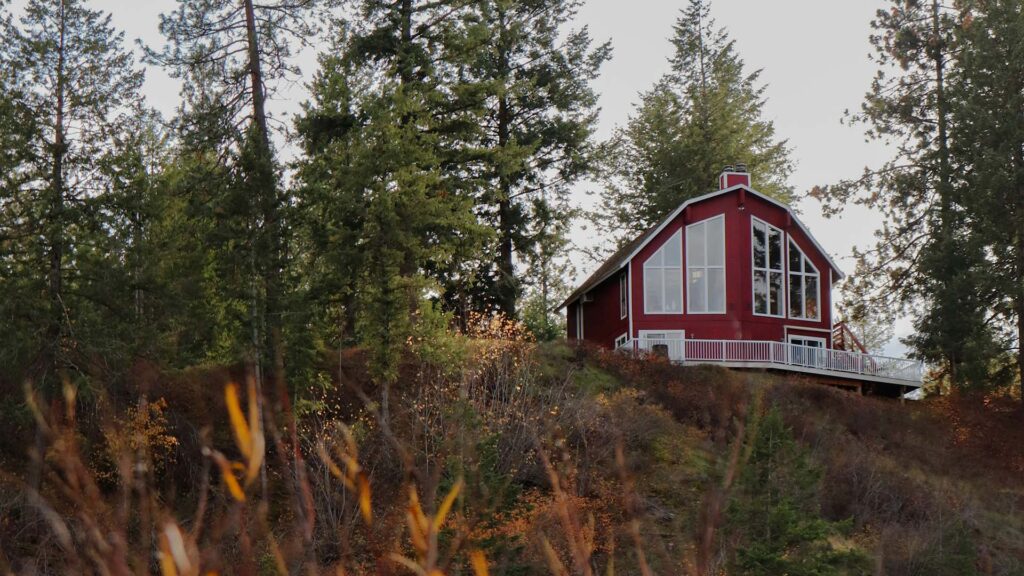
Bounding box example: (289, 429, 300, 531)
(642, 228, 684, 315)
(787, 335, 826, 348)
(619, 273, 628, 319)
(751, 217, 785, 318)
(685, 214, 727, 315)
(787, 238, 821, 321)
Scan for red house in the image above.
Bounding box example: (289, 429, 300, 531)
(562, 166, 922, 394)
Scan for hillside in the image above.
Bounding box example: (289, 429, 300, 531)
(1, 336, 1022, 575)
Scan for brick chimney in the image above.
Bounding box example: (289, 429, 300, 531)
(718, 163, 751, 189)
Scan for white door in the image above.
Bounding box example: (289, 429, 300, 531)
(639, 330, 685, 361)
(788, 335, 826, 367)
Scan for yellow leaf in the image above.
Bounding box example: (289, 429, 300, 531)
(469, 550, 489, 576)
(244, 430, 265, 487)
(433, 478, 463, 532)
(225, 383, 252, 460)
(408, 486, 429, 535)
(358, 472, 372, 524)
(388, 553, 427, 576)
(317, 443, 349, 485)
(407, 509, 428, 555)
(212, 451, 246, 502)
(158, 546, 178, 576)
(541, 537, 568, 576)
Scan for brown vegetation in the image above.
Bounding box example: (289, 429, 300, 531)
(0, 335, 1022, 575)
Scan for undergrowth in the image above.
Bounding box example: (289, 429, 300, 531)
(0, 330, 1022, 575)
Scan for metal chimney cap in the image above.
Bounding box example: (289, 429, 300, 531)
(722, 165, 735, 173)
(735, 163, 748, 173)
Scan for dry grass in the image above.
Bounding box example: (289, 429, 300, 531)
(1, 335, 1022, 575)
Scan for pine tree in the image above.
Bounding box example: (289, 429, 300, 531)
(727, 408, 870, 575)
(297, 5, 485, 381)
(146, 0, 336, 382)
(0, 0, 145, 386)
(814, 0, 1000, 388)
(520, 193, 574, 341)
(598, 0, 793, 245)
(462, 0, 609, 318)
(951, 0, 1024, 394)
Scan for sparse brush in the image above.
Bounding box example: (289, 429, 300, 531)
(3, 338, 1022, 574)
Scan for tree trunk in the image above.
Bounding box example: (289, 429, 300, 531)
(47, 0, 68, 383)
(243, 0, 276, 498)
(495, 6, 517, 318)
(931, 0, 961, 386)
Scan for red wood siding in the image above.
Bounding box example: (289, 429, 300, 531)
(566, 187, 837, 349)
(573, 270, 628, 347)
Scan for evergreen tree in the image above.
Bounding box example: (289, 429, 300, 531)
(727, 408, 870, 576)
(462, 0, 609, 318)
(520, 193, 574, 341)
(297, 5, 485, 381)
(598, 0, 793, 245)
(814, 0, 1000, 388)
(951, 0, 1024, 394)
(0, 0, 146, 386)
(146, 0, 336, 382)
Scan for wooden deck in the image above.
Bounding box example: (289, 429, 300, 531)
(617, 337, 923, 393)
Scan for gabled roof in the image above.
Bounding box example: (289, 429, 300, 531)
(559, 185, 845, 310)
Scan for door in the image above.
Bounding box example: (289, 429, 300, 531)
(788, 335, 826, 368)
(639, 330, 685, 361)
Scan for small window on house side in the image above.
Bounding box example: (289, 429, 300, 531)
(643, 229, 683, 314)
(614, 333, 629, 349)
(687, 215, 726, 314)
(788, 239, 820, 320)
(619, 273, 628, 319)
(752, 218, 784, 317)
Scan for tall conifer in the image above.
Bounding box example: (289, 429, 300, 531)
(816, 1, 999, 387)
(598, 0, 793, 245)
(0, 0, 145, 385)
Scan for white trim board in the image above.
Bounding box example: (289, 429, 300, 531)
(626, 185, 845, 280)
(559, 184, 844, 312)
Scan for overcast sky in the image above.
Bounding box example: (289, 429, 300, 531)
(11, 0, 910, 349)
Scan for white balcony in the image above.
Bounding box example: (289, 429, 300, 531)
(616, 337, 923, 388)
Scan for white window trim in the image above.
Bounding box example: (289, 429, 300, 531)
(751, 217, 785, 318)
(614, 333, 629, 349)
(638, 329, 685, 361)
(786, 239, 821, 321)
(643, 228, 684, 315)
(686, 214, 727, 315)
(787, 334, 826, 347)
(619, 273, 628, 319)
(576, 301, 584, 339)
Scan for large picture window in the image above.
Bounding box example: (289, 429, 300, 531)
(686, 215, 726, 313)
(643, 229, 683, 314)
(788, 239, 820, 320)
(752, 218, 784, 316)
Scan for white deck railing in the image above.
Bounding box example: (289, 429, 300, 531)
(617, 337, 923, 386)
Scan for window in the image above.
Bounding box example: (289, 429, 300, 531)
(686, 215, 726, 313)
(614, 333, 629, 349)
(575, 302, 584, 339)
(643, 229, 683, 314)
(788, 239, 820, 320)
(788, 335, 826, 367)
(752, 218, 784, 316)
(619, 273, 628, 319)
(788, 336, 825, 348)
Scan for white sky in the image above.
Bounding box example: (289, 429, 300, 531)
(11, 0, 912, 352)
